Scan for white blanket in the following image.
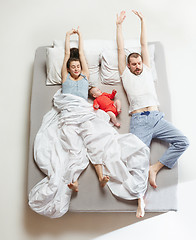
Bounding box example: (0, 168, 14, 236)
(28, 90, 150, 218)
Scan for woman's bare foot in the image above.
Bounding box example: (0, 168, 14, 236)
(99, 176, 110, 187)
(68, 181, 79, 192)
(136, 198, 145, 218)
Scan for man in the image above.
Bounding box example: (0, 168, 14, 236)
(116, 10, 189, 188)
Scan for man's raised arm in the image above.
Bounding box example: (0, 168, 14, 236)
(116, 11, 127, 75)
(132, 10, 150, 68)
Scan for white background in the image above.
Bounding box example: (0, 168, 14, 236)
(0, 0, 196, 239)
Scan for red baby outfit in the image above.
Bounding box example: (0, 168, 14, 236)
(93, 90, 118, 116)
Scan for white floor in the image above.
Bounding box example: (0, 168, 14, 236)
(0, 0, 195, 239)
(94, 180, 196, 240)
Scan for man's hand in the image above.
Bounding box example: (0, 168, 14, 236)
(132, 10, 144, 21)
(116, 11, 126, 25)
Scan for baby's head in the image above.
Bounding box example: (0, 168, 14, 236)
(89, 87, 102, 98)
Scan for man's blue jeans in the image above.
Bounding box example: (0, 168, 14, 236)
(130, 111, 189, 168)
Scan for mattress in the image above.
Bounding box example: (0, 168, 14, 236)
(28, 42, 178, 213)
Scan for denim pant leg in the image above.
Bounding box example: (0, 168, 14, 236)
(152, 116, 189, 168)
(130, 113, 153, 147)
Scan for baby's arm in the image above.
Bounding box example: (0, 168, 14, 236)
(107, 89, 117, 99)
(93, 99, 100, 110)
(61, 29, 75, 82)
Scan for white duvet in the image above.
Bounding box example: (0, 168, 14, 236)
(28, 90, 150, 218)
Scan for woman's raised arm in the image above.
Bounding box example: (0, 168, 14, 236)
(61, 29, 75, 82)
(76, 27, 89, 79)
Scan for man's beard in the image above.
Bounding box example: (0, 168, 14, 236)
(133, 68, 142, 75)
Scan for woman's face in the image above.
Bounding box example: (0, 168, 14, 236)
(68, 60, 81, 79)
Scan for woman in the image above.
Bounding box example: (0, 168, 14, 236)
(61, 27, 110, 192)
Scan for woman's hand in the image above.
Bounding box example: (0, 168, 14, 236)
(74, 26, 81, 36)
(66, 28, 77, 36)
(116, 11, 126, 25)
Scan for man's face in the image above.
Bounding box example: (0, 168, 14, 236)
(128, 56, 143, 75)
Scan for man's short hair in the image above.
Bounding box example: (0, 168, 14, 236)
(127, 52, 143, 64)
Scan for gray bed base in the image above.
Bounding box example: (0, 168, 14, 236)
(28, 42, 178, 213)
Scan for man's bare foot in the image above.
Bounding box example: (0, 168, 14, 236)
(99, 176, 110, 187)
(149, 162, 164, 188)
(136, 198, 145, 218)
(68, 181, 79, 192)
(149, 166, 158, 188)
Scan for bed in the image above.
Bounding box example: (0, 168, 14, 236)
(27, 40, 178, 215)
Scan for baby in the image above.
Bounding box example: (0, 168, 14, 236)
(89, 87, 121, 127)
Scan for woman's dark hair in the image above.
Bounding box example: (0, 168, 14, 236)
(67, 48, 81, 69)
(70, 47, 79, 58)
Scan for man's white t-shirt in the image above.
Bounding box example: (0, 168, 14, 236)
(121, 64, 160, 113)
